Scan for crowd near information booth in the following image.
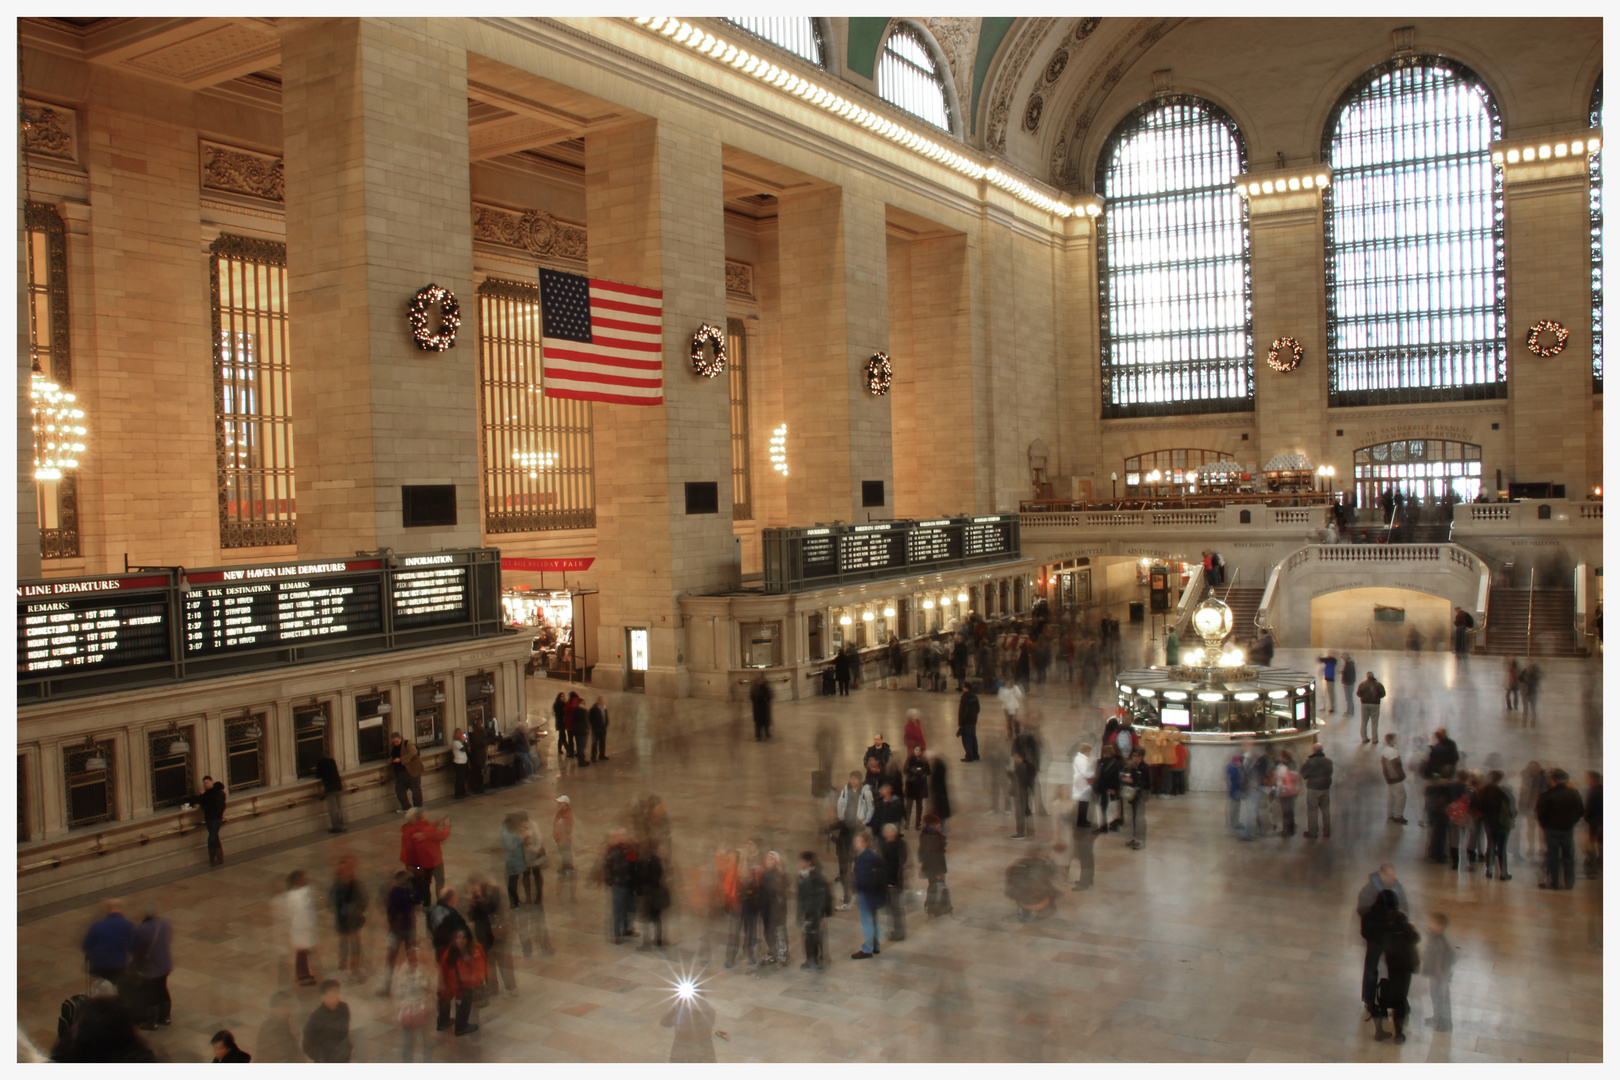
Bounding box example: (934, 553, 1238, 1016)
(502, 588, 581, 676)
(1114, 597, 1319, 791)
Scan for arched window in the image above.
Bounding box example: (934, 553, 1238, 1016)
(1096, 97, 1253, 418)
(1591, 74, 1603, 393)
(1353, 438, 1481, 508)
(878, 22, 951, 132)
(1323, 57, 1504, 406)
(724, 17, 825, 68)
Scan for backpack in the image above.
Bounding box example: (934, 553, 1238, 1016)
(1445, 794, 1474, 827)
(1382, 754, 1406, 785)
(1277, 768, 1299, 798)
(1490, 789, 1517, 831)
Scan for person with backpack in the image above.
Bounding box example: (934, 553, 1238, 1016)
(1339, 653, 1358, 721)
(1379, 733, 1409, 824)
(1476, 770, 1517, 880)
(1355, 864, 1409, 1028)
(1440, 767, 1474, 870)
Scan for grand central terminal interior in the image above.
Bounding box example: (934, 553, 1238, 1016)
(14, 14, 1605, 1063)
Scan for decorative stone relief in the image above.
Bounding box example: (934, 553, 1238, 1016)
(1020, 18, 1101, 137)
(1050, 19, 1175, 188)
(921, 17, 978, 129)
(472, 204, 587, 262)
(200, 141, 284, 203)
(986, 17, 1057, 153)
(725, 261, 754, 299)
(22, 100, 76, 162)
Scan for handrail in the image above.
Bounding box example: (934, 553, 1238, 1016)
(1475, 561, 1491, 644)
(1255, 564, 1281, 630)
(1574, 563, 1588, 641)
(1526, 567, 1536, 657)
(1223, 567, 1241, 603)
(1172, 564, 1205, 636)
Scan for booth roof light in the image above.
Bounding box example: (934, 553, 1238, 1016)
(1118, 685, 1133, 694)
(1234, 692, 1260, 701)
(627, 17, 1083, 219)
(1162, 691, 1188, 701)
(1137, 688, 1156, 697)
(1268, 690, 1289, 699)
(1295, 686, 1310, 695)
(1197, 692, 1226, 702)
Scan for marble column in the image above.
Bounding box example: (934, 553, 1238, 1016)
(281, 17, 481, 557)
(585, 118, 733, 696)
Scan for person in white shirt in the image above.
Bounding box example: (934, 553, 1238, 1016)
(1069, 744, 1096, 890)
(1379, 733, 1409, 823)
(997, 681, 1025, 738)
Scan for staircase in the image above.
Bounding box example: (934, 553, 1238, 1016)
(1205, 585, 1266, 637)
(1341, 522, 1451, 544)
(1475, 588, 1586, 657)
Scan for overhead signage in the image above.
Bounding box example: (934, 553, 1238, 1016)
(500, 557, 595, 573)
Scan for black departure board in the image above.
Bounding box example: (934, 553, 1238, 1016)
(18, 576, 173, 675)
(183, 573, 384, 656)
(963, 517, 1014, 558)
(906, 520, 958, 564)
(839, 527, 904, 573)
(801, 530, 837, 578)
(392, 559, 469, 628)
(763, 515, 1021, 592)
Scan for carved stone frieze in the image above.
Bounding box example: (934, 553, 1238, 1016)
(725, 260, 754, 298)
(1021, 18, 1101, 137)
(200, 141, 284, 203)
(22, 100, 76, 162)
(921, 17, 978, 129)
(985, 17, 1057, 153)
(472, 204, 587, 263)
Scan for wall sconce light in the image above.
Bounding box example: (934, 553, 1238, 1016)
(957, 591, 969, 604)
(839, 613, 853, 626)
(861, 611, 875, 621)
(167, 722, 191, 756)
(882, 606, 896, 618)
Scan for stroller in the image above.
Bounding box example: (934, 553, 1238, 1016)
(1004, 852, 1059, 923)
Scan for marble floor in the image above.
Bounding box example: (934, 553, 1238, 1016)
(19, 627, 1604, 1063)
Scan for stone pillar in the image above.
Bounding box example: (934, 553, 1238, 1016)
(18, 200, 40, 579)
(281, 18, 481, 558)
(585, 119, 733, 697)
(777, 187, 893, 524)
(902, 233, 973, 517)
(1501, 143, 1600, 497)
(1055, 212, 1103, 500)
(1245, 181, 1332, 482)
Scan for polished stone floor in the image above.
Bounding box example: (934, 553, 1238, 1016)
(19, 622, 1604, 1063)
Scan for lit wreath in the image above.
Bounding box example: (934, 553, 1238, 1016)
(690, 323, 727, 378)
(1525, 319, 1569, 358)
(1267, 336, 1303, 372)
(407, 285, 460, 351)
(866, 352, 893, 396)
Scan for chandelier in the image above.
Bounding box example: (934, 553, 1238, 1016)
(30, 368, 86, 481)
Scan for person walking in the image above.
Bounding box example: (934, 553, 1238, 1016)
(1519, 662, 1542, 726)
(834, 772, 873, 909)
(435, 929, 486, 1037)
(389, 732, 424, 812)
(1010, 747, 1036, 840)
(426, 888, 470, 956)
(797, 851, 832, 970)
(381, 871, 418, 993)
(1070, 743, 1097, 888)
(1317, 650, 1338, 713)
(877, 823, 909, 943)
(1300, 743, 1333, 839)
(1339, 652, 1358, 722)
(1452, 606, 1475, 659)
(749, 676, 773, 741)
(638, 842, 671, 950)
(282, 870, 319, 987)
(903, 745, 931, 830)
(400, 809, 451, 911)
(850, 832, 888, 959)
(1120, 748, 1150, 849)
(1477, 770, 1517, 880)
(1379, 904, 1422, 1043)
(1239, 740, 1268, 841)
(469, 878, 516, 997)
(759, 850, 789, 965)
(467, 721, 489, 791)
(389, 947, 434, 1061)
(187, 776, 228, 866)
(315, 754, 345, 833)
(449, 730, 470, 799)
(1355, 864, 1409, 1026)
(1356, 672, 1386, 744)
(501, 813, 534, 910)
(1274, 750, 1300, 837)
(1537, 769, 1586, 890)
(1380, 733, 1409, 823)
(589, 696, 612, 759)
(927, 751, 952, 826)
(81, 899, 137, 989)
(1504, 656, 1522, 711)
(1424, 912, 1456, 1032)
(1095, 743, 1124, 834)
(956, 682, 981, 762)
(330, 856, 368, 985)
(834, 646, 851, 696)
(130, 902, 173, 1031)
(1163, 626, 1180, 667)
(510, 720, 536, 783)
(603, 829, 640, 943)
(918, 814, 948, 914)
(1225, 753, 1244, 833)
(1583, 771, 1602, 880)
(903, 710, 927, 755)
(300, 981, 352, 1062)
(553, 796, 576, 885)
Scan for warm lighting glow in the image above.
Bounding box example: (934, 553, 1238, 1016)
(939, 595, 951, 606)
(1314, 174, 1328, 187)
(30, 372, 88, 481)
(882, 606, 896, 618)
(1219, 649, 1246, 668)
(862, 611, 874, 621)
(923, 599, 934, 609)
(1506, 148, 1520, 163)
(956, 591, 969, 604)
(1181, 649, 1205, 666)
(1261, 180, 1274, 194)
(769, 424, 788, 475)
(1191, 598, 1234, 645)
(1162, 691, 1187, 701)
(1234, 692, 1260, 701)
(1197, 692, 1225, 702)
(839, 614, 852, 626)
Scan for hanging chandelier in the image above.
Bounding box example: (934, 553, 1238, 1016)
(30, 368, 86, 481)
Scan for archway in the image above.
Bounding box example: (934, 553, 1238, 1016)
(1353, 439, 1482, 509)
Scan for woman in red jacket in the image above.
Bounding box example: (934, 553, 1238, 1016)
(436, 929, 487, 1036)
(902, 710, 927, 755)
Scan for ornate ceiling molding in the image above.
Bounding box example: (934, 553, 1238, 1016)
(472, 204, 587, 263)
(920, 18, 978, 134)
(984, 17, 1058, 155)
(1021, 18, 1102, 139)
(725, 261, 755, 299)
(1049, 18, 1179, 189)
(199, 140, 283, 203)
(22, 100, 77, 163)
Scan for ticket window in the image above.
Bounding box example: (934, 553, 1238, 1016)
(807, 613, 824, 660)
(464, 673, 496, 734)
(293, 703, 330, 779)
(742, 621, 782, 668)
(626, 629, 649, 691)
(412, 682, 446, 748)
(356, 693, 391, 763)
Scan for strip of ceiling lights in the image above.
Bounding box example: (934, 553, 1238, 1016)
(629, 17, 1101, 220)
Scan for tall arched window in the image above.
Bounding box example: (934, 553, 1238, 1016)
(1591, 74, 1603, 393)
(1096, 97, 1253, 418)
(1323, 57, 1504, 406)
(878, 22, 951, 132)
(724, 17, 825, 68)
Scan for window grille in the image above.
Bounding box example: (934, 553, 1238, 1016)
(1123, 449, 1236, 488)
(478, 278, 596, 532)
(293, 703, 329, 779)
(1096, 96, 1254, 418)
(724, 17, 824, 67)
(26, 203, 79, 559)
(148, 729, 194, 810)
(356, 693, 390, 763)
(727, 319, 752, 520)
(1592, 75, 1603, 394)
(1323, 57, 1505, 407)
(211, 234, 296, 547)
(64, 740, 115, 829)
(1353, 439, 1482, 508)
(413, 682, 445, 748)
(878, 22, 952, 132)
(225, 716, 265, 791)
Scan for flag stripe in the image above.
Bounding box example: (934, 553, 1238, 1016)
(592, 315, 664, 335)
(544, 357, 663, 378)
(544, 369, 665, 390)
(588, 278, 662, 300)
(590, 297, 664, 318)
(545, 387, 665, 406)
(540, 267, 665, 407)
(542, 342, 664, 366)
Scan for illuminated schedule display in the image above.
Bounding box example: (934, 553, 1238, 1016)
(762, 514, 1021, 592)
(18, 574, 173, 675)
(20, 549, 504, 701)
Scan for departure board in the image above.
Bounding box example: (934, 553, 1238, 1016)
(392, 558, 469, 628)
(183, 573, 384, 656)
(801, 530, 837, 578)
(906, 519, 959, 564)
(839, 527, 903, 574)
(762, 515, 1021, 592)
(18, 578, 173, 675)
(963, 516, 1015, 558)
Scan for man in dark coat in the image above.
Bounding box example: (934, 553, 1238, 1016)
(749, 676, 773, 741)
(877, 823, 908, 943)
(81, 899, 137, 986)
(796, 851, 832, 970)
(426, 888, 470, 953)
(186, 777, 228, 866)
(833, 648, 851, 696)
(588, 696, 611, 760)
(956, 682, 981, 761)
(467, 724, 488, 793)
(927, 752, 952, 823)
(950, 637, 968, 690)
(1425, 727, 1460, 778)
(1355, 863, 1408, 1023)
(1537, 769, 1587, 890)
(300, 981, 351, 1063)
(315, 755, 344, 833)
(850, 832, 887, 959)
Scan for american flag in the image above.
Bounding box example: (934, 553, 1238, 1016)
(539, 268, 664, 406)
